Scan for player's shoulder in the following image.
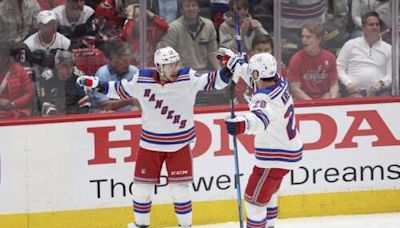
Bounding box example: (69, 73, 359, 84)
(177, 67, 191, 76)
(139, 68, 156, 77)
(255, 80, 287, 100)
(95, 64, 110, 76)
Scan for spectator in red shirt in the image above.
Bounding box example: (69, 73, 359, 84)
(120, 3, 169, 67)
(37, 0, 64, 10)
(287, 22, 339, 100)
(0, 42, 34, 119)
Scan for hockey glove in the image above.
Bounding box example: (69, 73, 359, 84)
(76, 75, 100, 89)
(225, 115, 247, 135)
(217, 47, 235, 65)
(226, 53, 246, 74)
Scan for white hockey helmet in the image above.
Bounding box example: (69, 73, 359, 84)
(248, 53, 277, 80)
(154, 46, 180, 69)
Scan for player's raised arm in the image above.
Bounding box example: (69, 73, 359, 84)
(190, 49, 246, 92)
(225, 53, 279, 135)
(76, 71, 139, 100)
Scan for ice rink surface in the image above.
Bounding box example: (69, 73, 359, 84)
(190, 212, 400, 228)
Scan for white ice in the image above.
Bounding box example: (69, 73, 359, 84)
(189, 212, 400, 228)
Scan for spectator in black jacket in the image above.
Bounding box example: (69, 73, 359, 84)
(40, 50, 90, 115)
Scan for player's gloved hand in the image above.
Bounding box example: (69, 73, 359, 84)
(76, 75, 99, 89)
(217, 47, 235, 65)
(226, 53, 247, 74)
(232, 62, 248, 83)
(225, 115, 247, 135)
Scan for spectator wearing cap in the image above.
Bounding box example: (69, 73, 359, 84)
(39, 50, 89, 115)
(0, 42, 34, 119)
(52, 0, 97, 49)
(89, 42, 140, 112)
(0, 0, 41, 44)
(23, 10, 71, 68)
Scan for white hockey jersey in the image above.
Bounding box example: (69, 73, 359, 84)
(103, 67, 231, 152)
(23, 32, 71, 53)
(241, 74, 303, 170)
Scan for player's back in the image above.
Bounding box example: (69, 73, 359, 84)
(251, 79, 303, 169)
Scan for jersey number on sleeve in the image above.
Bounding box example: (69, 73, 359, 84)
(284, 104, 296, 140)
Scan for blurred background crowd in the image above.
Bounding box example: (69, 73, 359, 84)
(0, 0, 397, 119)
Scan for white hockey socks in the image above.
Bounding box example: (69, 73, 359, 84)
(266, 192, 278, 228)
(132, 183, 154, 227)
(245, 202, 267, 228)
(170, 183, 192, 227)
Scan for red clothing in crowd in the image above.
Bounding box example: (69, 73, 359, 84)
(0, 62, 34, 118)
(287, 49, 338, 99)
(36, 0, 64, 10)
(120, 16, 169, 67)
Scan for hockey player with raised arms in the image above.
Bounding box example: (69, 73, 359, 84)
(225, 53, 303, 228)
(77, 46, 244, 228)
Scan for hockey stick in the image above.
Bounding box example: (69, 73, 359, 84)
(229, 0, 244, 227)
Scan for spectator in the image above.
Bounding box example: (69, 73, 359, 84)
(39, 50, 89, 115)
(219, 0, 268, 53)
(210, 0, 229, 30)
(84, 0, 103, 10)
(327, 0, 349, 31)
(322, 0, 350, 55)
(375, 2, 396, 42)
(0, 0, 40, 44)
(148, 0, 180, 23)
(89, 42, 140, 112)
(233, 34, 274, 104)
(23, 10, 71, 69)
(287, 22, 339, 100)
(351, 0, 386, 38)
(159, 0, 220, 73)
(37, 0, 64, 10)
(94, 0, 126, 56)
(337, 11, 391, 97)
(250, 33, 273, 56)
(250, 0, 274, 34)
(52, 0, 97, 48)
(120, 3, 169, 67)
(159, 0, 223, 106)
(0, 42, 34, 119)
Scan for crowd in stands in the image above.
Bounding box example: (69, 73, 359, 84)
(0, 0, 395, 120)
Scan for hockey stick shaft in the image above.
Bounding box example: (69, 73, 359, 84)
(230, 0, 244, 227)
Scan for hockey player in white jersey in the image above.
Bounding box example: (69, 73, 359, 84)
(77, 46, 244, 228)
(225, 53, 303, 228)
